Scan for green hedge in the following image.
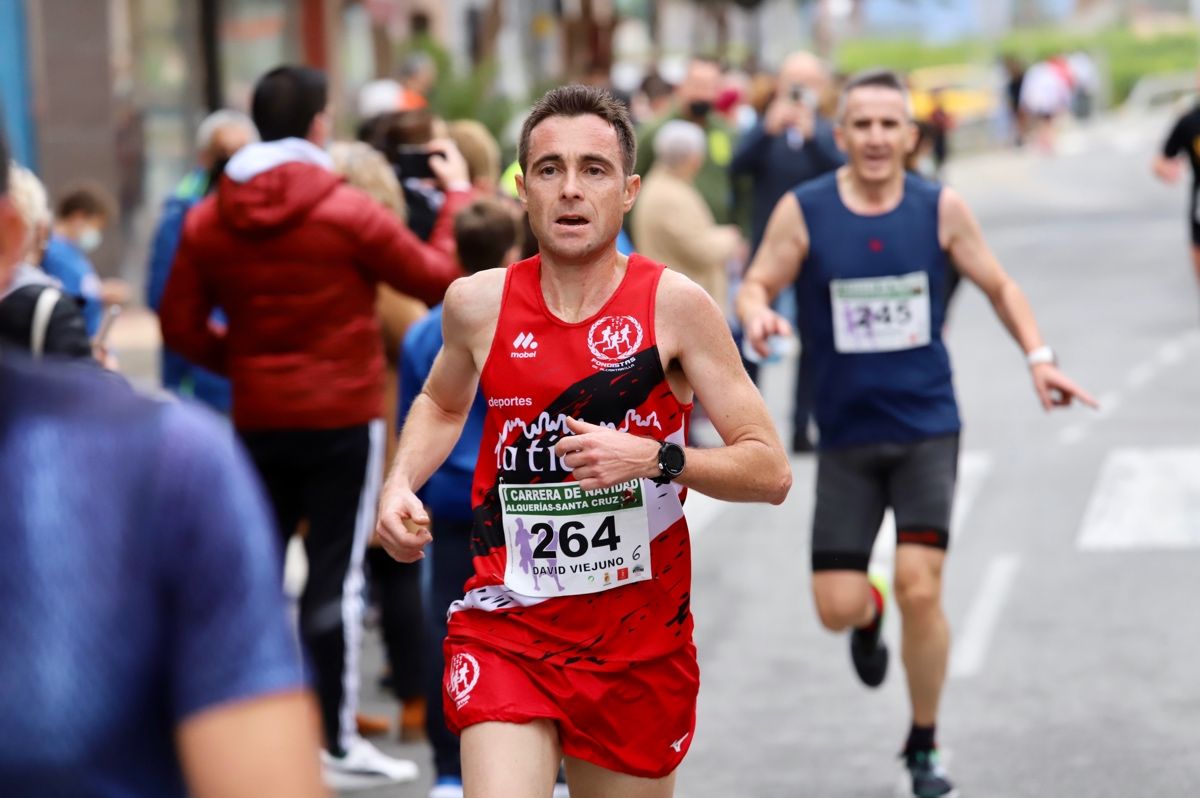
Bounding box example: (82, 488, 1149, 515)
(836, 26, 1199, 104)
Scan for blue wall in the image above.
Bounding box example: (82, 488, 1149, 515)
(0, 0, 37, 170)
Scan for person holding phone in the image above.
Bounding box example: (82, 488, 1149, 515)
(730, 51, 845, 451)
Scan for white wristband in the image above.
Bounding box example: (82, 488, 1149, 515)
(1026, 345, 1055, 366)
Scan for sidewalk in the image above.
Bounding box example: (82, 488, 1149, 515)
(108, 305, 160, 392)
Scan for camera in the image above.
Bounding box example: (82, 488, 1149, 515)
(393, 145, 437, 179)
(788, 85, 816, 108)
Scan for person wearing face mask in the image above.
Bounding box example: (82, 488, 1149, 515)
(41, 183, 118, 337)
(634, 57, 737, 226)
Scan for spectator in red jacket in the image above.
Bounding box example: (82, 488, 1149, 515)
(159, 64, 472, 790)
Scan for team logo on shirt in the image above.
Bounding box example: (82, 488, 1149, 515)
(588, 315, 643, 372)
(511, 331, 539, 358)
(447, 652, 480, 709)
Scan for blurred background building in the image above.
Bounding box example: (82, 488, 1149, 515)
(1, 0, 1198, 284)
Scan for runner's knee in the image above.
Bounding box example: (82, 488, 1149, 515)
(893, 567, 942, 617)
(813, 582, 871, 631)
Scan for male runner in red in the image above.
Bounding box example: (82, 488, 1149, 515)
(377, 85, 792, 798)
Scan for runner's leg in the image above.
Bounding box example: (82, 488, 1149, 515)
(893, 545, 949, 727)
(564, 756, 676, 798)
(888, 434, 957, 729)
(461, 720, 561, 798)
(811, 446, 888, 630)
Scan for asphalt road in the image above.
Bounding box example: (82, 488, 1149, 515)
(115, 109, 1200, 797)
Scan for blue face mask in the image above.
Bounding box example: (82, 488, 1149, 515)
(77, 227, 102, 253)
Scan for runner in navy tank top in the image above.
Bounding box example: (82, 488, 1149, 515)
(376, 86, 790, 797)
(738, 70, 1096, 798)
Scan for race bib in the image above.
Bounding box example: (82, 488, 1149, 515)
(500, 480, 652, 598)
(830, 271, 932, 353)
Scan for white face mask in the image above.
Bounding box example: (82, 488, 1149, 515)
(78, 227, 102, 253)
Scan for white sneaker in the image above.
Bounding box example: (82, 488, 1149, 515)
(552, 783, 570, 798)
(321, 736, 419, 790)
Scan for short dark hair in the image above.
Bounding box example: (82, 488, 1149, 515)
(252, 65, 328, 142)
(454, 198, 518, 274)
(518, 85, 636, 176)
(837, 68, 911, 121)
(56, 182, 115, 221)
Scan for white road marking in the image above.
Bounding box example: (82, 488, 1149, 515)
(1077, 447, 1200, 550)
(1056, 329, 1199, 447)
(1094, 392, 1123, 421)
(1125, 362, 1156, 391)
(1058, 424, 1088, 446)
(949, 554, 1021, 679)
(1157, 340, 1185, 367)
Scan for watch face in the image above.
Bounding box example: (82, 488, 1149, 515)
(662, 443, 685, 475)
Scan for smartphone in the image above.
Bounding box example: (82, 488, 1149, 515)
(93, 304, 121, 349)
(393, 145, 436, 179)
(789, 85, 817, 108)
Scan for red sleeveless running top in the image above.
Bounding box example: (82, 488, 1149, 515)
(447, 253, 694, 669)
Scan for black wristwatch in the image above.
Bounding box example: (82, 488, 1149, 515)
(653, 441, 686, 485)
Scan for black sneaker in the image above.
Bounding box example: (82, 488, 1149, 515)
(850, 574, 889, 687)
(903, 749, 958, 798)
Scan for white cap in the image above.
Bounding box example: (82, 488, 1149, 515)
(358, 79, 403, 120)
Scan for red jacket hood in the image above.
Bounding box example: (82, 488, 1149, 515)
(217, 162, 342, 234)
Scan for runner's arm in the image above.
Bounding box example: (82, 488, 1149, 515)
(557, 274, 791, 504)
(941, 187, 1097, 410)
(736, 192, 809, 356)
(178, 692, 327, 798)
(1154, 118, 1187, 183)
(377, 275, 490, 561)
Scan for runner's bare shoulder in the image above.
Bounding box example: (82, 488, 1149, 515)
(653, 267, 724, 354)
(441, 267, 506, 349)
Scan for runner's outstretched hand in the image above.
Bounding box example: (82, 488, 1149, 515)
(1031, 363, 1098, 411)
(556, 417, 661, 491)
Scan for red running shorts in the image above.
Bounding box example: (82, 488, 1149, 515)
(442, 636, 700, 779)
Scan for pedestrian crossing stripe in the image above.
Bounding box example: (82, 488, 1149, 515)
(1077, 447, 1200, 551)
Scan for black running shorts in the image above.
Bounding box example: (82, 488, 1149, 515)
(811, 434, 959, 572)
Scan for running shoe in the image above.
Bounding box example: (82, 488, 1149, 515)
(428, 774, 567, 797)
(850, 572, 889, 687)
(429, 776, 464, 798)
(321, 736, 419, 790)
(901, 749, 958, 798)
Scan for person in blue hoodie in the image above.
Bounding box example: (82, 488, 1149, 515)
(399, 197, 519, 798)
(146, 110, 257, 412)
(41, 183, 117, 337)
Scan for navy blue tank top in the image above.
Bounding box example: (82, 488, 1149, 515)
(794, 171, 960, 450)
